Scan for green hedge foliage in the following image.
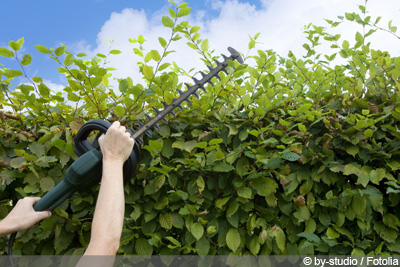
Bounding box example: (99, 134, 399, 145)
(1, 0, 400, 256)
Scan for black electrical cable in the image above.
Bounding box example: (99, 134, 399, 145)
(8, 232, 16, 267)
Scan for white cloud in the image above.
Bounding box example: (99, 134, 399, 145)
(69, 0, 400, 89)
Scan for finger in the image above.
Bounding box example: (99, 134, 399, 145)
(29, 197, 41, 204)
(36, 211, 52, 220)
(112, 121, 121, 128)
(120, 126, 126, 133)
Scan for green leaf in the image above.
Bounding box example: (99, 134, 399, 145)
(162, 16, 174, 28)
(201, 39, 209, 51)
(110, 49, 121, 55)
(158, 37, 168, 48)
(249, 236, 260, 255)
(272, 226, 286, 252)
(326, 227, 340, 239)
(216, 197, 230, 209)
(114, 105, 126, 117)
(143, 65, 153, 79)
(64, 54, 73, 66)
(150, 50, 161, 61)
(34, 44, 51, 54)
(298, 124, 307, 132)
(9, 38, 24, 51)
(209, 139, 223, 145)
(165, 236, 181, 247)
(236, 157, 249, 177)
(281, 152, 300, 162)
(383, 214, 400, 230)
(226, 200, 239, 217)
(213, 161, 235, 172)
(133, 48, 143, 57)
(297, 232, 321, 243)
(54, 47, 64, 56)
(352, 194, 366, 216)
(196, 236, 210, 255)
(40, 178, 55, 192)
(0, 47, 14, 57)
(184, 140, 197, 153)
(342, 40, 350, 51)
(158, 63, 171, 71)
(177, 7, 191, 17)
(168, 7, 176, 18)
(364, 129, 373, 137)
(149, 139, 163, 153)
(226, 228, 241, 251)
(345, 145, 359, 157)
(159, 213, 173, 229)
(3, 69, 23, 78)
(119, 79, 129, 92)
(20, 54, 32, 65)
(191, 223, 204, 240)
(237, 187, 252, 199)
(242, 94, 251, 107)
(54, 229, 74, 254)
(29, 143, 45, 158)
(135, 238, 153, 255)
(190, 26, 200, 34)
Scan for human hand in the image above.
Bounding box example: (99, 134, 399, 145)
(98, 121, 135, 164)
(0, 197, 51, 235)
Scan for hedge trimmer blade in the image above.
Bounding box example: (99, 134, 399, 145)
(131, 47, 243, 145)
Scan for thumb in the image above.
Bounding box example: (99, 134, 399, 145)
(36, 211, 52, 220)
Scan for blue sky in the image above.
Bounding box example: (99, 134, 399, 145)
(1, 0, 261, 87)
(1, 0, 399, 92)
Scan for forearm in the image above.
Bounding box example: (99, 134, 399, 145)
(0, 219, 16, 236)
(86, 159, 125, 255)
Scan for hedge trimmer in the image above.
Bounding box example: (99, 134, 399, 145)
(33, 47, 243, 211)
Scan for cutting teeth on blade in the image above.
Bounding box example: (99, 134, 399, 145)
(185, 98, 192, 106)
(213, 59, 222, 66)
(192, 91, 200, 99)
(137, 121, 145, 128)
(136, 137, 144, 145)
(130, 47, 243, 143)
(152, 107, 161, 114)
(144, 130, 152, 137)
(192, 77, 201, 86)
(177, 89, 184, 96)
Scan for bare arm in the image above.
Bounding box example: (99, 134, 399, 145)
(83, 121, 134, 255)
(0, 197, 51, 237)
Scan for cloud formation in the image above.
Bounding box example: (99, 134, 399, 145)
(69, 0, 400, 88)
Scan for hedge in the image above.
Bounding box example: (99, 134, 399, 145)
(0, 0, 400, 256)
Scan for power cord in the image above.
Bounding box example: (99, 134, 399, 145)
(8, 232, 16, 267)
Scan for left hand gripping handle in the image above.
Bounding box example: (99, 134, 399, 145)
(33, 180, 74, 211)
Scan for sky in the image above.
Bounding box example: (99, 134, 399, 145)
(1, 0, 400, 93)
